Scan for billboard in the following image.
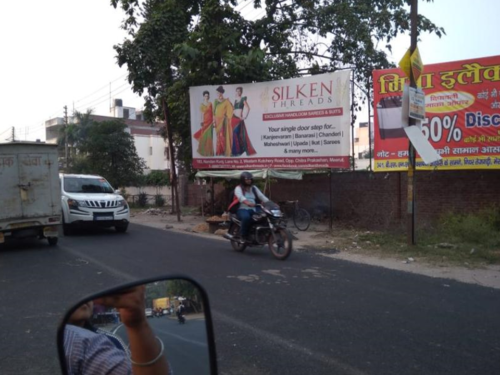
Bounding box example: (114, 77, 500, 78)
(189, 71, 351, 169)
(373, 55, 500, 171)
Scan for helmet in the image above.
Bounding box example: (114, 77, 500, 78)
(240, 171, 253, 185)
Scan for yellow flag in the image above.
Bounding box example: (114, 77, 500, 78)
(411, 46, 423, 82)
(398, 48, 412, 78)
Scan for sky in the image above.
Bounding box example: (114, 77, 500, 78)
(0, 0, 498, 142)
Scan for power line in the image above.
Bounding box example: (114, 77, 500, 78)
(83, 86, 132, 112)
(236, 0, 254, 13)
(74, 73, 128, 104)
(74, 82, 130, 112)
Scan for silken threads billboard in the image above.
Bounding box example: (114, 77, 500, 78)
(373, 55, 500, 171)
(189, 71, 351, 170)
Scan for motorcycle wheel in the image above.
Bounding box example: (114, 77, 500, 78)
(268, 228, 293, 260)
(229, 224, 247, 252)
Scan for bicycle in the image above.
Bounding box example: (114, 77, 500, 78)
(278, 200, 311, 231)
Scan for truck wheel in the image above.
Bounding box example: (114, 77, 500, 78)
(47, 237, 58, 246)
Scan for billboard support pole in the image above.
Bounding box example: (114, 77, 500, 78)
(407, 0, 418, 245)
(367, 77, 373, 172)
(351, 74, 355, 170)
(329, 169, 333, 231)
(210, 178, 215, 216)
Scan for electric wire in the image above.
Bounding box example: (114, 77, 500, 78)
(74, 73, 128, 104)
(236, 0, 254, 13)
(74, 82, 130, 112)
(80, 86, 132, 112)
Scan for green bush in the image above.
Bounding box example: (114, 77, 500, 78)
(155, 194, 165, 207)
(137, 192, 148, 208)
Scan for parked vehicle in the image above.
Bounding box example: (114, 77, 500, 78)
(0, 142, 61, 246)
(145, 308, 153, 318)
(223, 201, 293, 260)
(60, 174, 129, 234)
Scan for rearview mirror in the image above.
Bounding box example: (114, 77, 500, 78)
(57, 276, 217, 375)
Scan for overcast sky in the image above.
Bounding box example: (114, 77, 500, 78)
(0, 0, 497, 141)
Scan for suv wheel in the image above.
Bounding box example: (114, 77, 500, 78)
(115, 223, 129, 233)
(47, 237, 58, 246)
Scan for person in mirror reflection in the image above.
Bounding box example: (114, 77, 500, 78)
(64, 286, 170, 375)
(176, 301, 185, 324)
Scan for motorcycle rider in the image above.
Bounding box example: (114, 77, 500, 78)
(176, 301, 186, 324)
(232, 171, 269, 243)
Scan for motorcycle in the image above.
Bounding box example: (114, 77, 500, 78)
(57, 276, 217, 375)
(223, 200, 293, 260)
(177, 313, 186, 324)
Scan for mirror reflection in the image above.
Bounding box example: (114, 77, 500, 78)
(63, 279, 210, 375)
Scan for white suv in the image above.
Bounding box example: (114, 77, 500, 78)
(60, 174, 130, 234)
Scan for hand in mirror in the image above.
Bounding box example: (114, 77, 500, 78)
(59, 278, 213, 375)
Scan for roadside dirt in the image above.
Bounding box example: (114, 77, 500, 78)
(130, 209, 500, 290)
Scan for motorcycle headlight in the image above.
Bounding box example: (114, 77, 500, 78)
(271, 209, 283, 217)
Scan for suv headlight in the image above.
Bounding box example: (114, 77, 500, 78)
(117, 199, 128, 208)
(68, 199, 80, 209)
(67, 199, 88, 209)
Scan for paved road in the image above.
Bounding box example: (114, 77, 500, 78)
(0, 224, 499, 375)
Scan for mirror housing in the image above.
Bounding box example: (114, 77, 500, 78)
(57, 275, 218, 375)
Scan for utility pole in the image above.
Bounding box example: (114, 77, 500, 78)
(11, 126, 15, 142)
(64, 105, 69, 169)
(407, 0, 418, 245)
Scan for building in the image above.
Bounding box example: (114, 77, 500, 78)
(45, 99, 170, 172)
(353, 121, 374, 170)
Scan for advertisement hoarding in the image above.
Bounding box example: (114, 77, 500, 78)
(189, 71, 351, 169)
(373, 55, 500, 171)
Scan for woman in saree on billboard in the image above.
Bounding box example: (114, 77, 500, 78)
(214, 86, 234, 157)
(193, 91, 214, 156)
(231, 87, 256, 156)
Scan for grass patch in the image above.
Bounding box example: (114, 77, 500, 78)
(356, 209, 500, 266)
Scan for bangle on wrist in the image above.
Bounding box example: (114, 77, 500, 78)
(130, 336, 164, 367)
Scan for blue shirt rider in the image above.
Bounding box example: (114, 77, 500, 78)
(234, 172, 269, 241)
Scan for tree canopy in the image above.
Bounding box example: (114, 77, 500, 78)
(67, 118, 146, 188)
(111, 0, 444, 173)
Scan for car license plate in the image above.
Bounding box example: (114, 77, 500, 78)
(94, 216, 114, 221)
(43, 226, 58, 237)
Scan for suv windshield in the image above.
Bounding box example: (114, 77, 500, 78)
(64, 177, 114, 194)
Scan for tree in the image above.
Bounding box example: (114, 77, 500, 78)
(166, 279, 203, 312)
(146, 170, 170, 192)
(111, 0, 444, 171)
(112, 0, 201, 221)
(58, 109, 95, 167)
(68, 119, 146, 188)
